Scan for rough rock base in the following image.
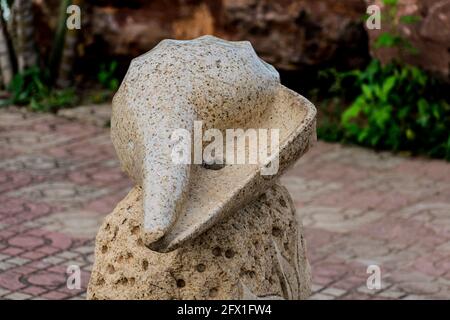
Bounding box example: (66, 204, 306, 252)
(87, 183, 311, 300)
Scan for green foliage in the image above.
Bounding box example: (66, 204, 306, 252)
(399, 15, 421, 24)
(2, 66, 77, 112)
(88, 61, 121, 104)
(315, 0, 450, 161)
(29, 88, 77, 113)
(316, 97, 345, 142)
(318, 60, 450, 160)
(375, 0, 420, 55)
(97, 61, 119, 92)
(374, 32, 403, 49)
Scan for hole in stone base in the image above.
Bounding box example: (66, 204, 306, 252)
(272, 227, 282, 237)
(212, 247, 222, 257)
(107, 264, 115, 274)
(209, 287, 218, 298)
(131, 226, 140, 235)
(177, 279, 186, 288)
(225, 249, 235, 259)
(196, 264, 206, 272)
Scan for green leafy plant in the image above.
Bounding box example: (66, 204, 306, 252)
(3, 66, 77, 112)
(29, 87, 77, 113)
(315, 0, 450, 161)
(98, 61, 119, 92)
(374, 0, 420, 54)
(88, 60, 120, 104)
(339, 60, 450, 160)
(0, 1, 82, 112)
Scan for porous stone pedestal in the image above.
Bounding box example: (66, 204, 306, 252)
(87, 183, 311, 300)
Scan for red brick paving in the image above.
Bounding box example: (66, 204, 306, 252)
(282, 141, 450, 300)
(1, 106, 450, 300)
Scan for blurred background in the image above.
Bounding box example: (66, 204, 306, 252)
(1, 0, 450, 159)
(0, 0, 449, 300)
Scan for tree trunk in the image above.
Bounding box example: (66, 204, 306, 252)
(57, 0, 83, 88)
(14, 0, 37, 72)
(0, 7, 14, 87)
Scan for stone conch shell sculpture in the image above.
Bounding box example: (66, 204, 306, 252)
(89, 35, 317, 300)
(111, 35, 316, 252)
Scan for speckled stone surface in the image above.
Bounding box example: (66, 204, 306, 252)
(87, 183, 311, 300)
(111, 35, 316, 251)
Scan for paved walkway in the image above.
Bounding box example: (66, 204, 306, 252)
(0, 106, 449, 300)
